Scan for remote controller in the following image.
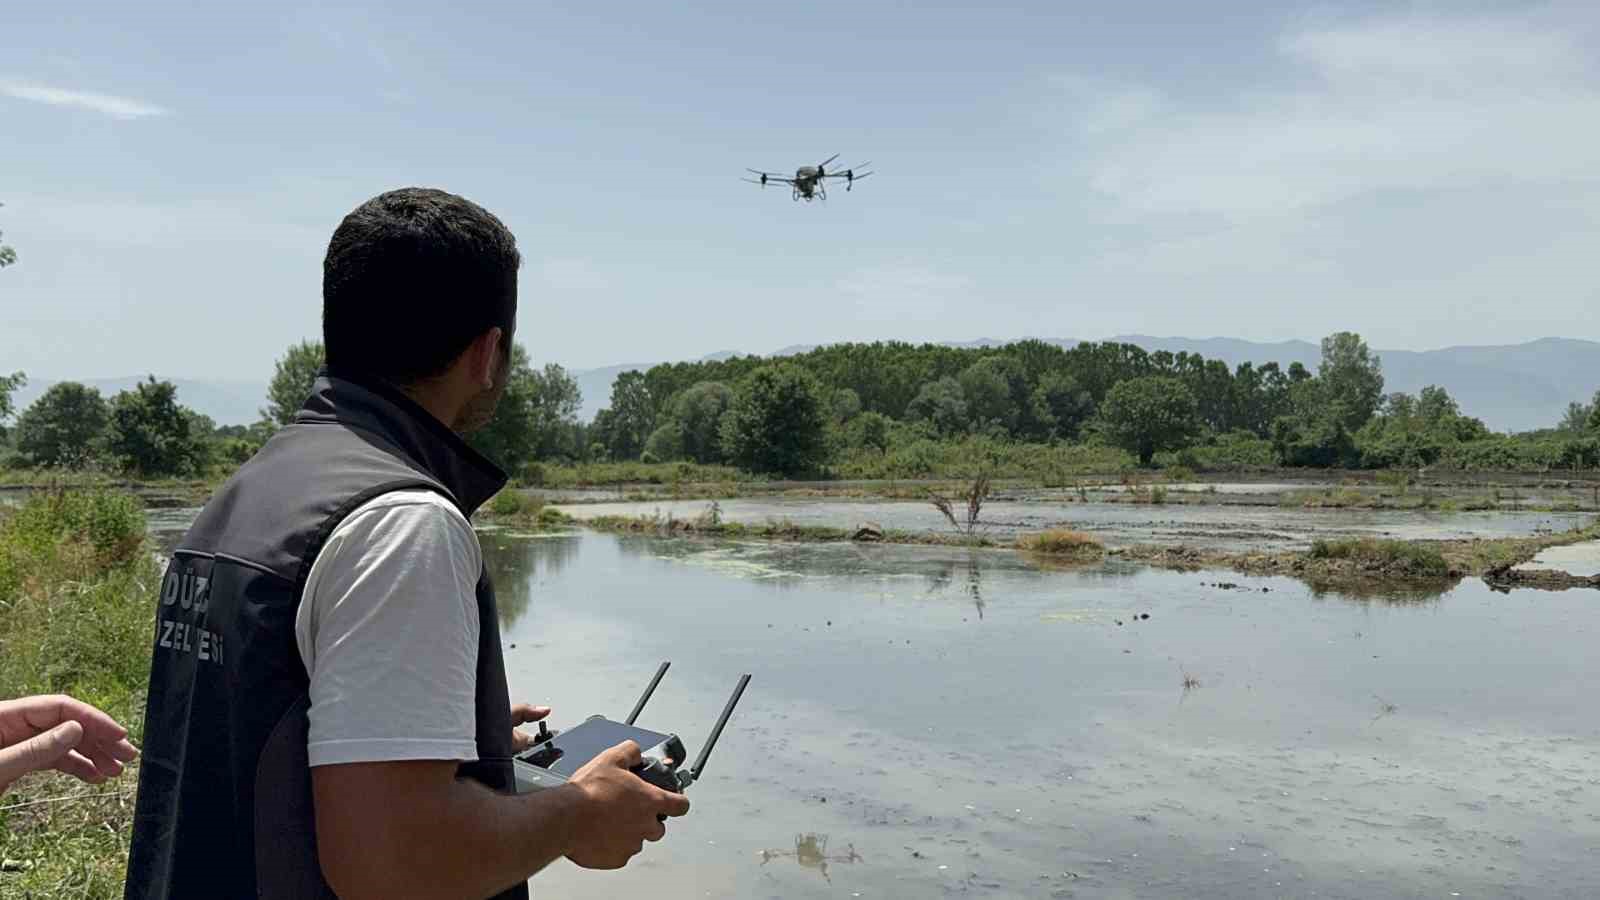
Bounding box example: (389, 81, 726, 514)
(512, 662, 751, 812)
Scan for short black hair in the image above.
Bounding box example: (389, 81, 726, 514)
(323, 187, 520, 383)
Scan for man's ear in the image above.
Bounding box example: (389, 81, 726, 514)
(468, 327, 503, 390)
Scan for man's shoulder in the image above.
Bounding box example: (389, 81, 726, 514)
(345, 487, 468, 523)
(322, 488, 479, 567)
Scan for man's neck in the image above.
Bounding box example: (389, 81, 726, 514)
(398, 381, 463, 434)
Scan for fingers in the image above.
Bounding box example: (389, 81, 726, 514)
(54, 748, 106, 784)
(601, 740, 642, 768)
(657, 789, 691, 818)
(58, 696, 129, 744)
(109, 738, 140, 764)
(645, 820, 667, 842)
(0, 719, 84, 789)
(509, 704, 551, 725)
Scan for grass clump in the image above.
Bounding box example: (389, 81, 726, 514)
(489, 489, 526, 516)
(1307, 537, 1450, 577)
(0, 489, 156, 897)
(1017, 529, 1105, 561)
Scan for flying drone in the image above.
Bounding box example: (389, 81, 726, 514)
(744, 154, 872, 202)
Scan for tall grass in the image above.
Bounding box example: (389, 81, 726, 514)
(0, 489, 155, 898)
(1017, 529, 1105, 560)
(1307, 537, 1449, 577)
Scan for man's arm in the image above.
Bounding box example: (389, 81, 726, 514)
(313, 740, 690, 900)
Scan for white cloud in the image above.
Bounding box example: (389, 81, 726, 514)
(1060, 10, 1600, 220)
(1, 81, 170, 119)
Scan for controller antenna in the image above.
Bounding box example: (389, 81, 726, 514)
(684, 673, 751, 786)
(625, 661, 671, 725)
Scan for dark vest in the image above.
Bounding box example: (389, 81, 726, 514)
(124, 373, 529, 900)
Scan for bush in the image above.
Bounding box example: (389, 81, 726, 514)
(1017, 529, 1104, 560)
(489, 490, 525, 516)
(1307, 537, 1449, 577)
(520, 461, 548, 487)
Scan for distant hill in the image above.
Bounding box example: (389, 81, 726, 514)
(571, 337, 1600, 433)
(9, 376, 268, 427)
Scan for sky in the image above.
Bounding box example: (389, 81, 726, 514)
(2, 0, 1598, 380)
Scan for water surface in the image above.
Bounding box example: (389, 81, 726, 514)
(488, 532, 1600, 899)
(551, 497, 1595, 553)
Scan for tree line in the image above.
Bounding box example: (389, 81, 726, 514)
(0, 341, 586, 479)
(5, 331, 1599, 481)
(586, 333, 1600, 476)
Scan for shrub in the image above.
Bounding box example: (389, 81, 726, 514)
(520, 461, 548, 487)
(1307, 537, 1449, 577)
(1017, 529, 1104, 559)
(489, 490, 525, 516)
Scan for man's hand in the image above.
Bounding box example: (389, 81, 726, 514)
(0, 694, 140, 795)
(510, 703, 551, 753)
(563, 740, 691, 870)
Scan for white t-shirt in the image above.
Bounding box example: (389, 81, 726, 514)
(295, 489, 484, 768)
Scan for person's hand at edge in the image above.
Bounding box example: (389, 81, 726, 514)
(0, 694, 140, 795)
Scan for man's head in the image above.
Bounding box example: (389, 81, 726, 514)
(323, 188, 521, 432)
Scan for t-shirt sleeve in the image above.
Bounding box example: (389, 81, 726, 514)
(294, 489, 482, 768)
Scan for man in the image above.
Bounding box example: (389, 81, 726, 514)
(124, 188, 687, 900)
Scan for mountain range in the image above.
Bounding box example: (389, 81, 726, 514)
(11, 337, 1597, 434)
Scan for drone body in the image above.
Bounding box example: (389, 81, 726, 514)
(745, 154, 873, 202)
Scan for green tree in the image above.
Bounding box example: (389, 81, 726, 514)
(14, 382, 109, 468)
(1029, 371, 1093, 440)
(830, 387, 862, 424)
(1096, 376, 1202, 466)
(0, 201, 16, 268)
(720, 363, 830, 476)
(905, 377, 969, 436)
(1318, 332, 1384, 431)
(671, 381, 734, 464)
(468, 346, 583, 471)
(0, 371, 23, 436)
(958, 358, 1020, 434)
(1560, 390, 1600, 432)
(642, 424, 683, 463)
(528, 361, 582, 460)
(105, 377, 209, 477)
(844, 410, 892, 454)
(1560, 401, 1592, 433)
(263, 340, 326, 426)
(602, 371, 657, 460)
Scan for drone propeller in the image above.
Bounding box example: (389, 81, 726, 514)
(816, 153, 841, 172)
(845, 169, 873, 191)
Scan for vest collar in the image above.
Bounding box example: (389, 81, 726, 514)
(297, 369, 508, 516)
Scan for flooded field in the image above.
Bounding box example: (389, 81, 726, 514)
(550, 496, 1596, 553)
(130, 500, 1600, 896)
(483, 532, 1600, 899)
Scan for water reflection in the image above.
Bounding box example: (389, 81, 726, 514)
(758, 833, 861, 883)
(1303, 577, 1453, 605)
(481, 534, 581, 629)
(492, 532, 1600, 899)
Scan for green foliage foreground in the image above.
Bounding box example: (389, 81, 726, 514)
(0, 490, 155, 897)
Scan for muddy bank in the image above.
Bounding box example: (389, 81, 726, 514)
(1118, 525, 1600, 588)
(527, 468, 1600, 515)
(573, 505, 1600, 595)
